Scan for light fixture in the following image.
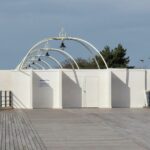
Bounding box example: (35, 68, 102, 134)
(60, 41, 66, 49)
(45, 52, 49, 56)
(140, 59, 144, 62)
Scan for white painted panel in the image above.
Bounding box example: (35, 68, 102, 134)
(12, 70, 32, 108)
(111, 69, 147, 108)
(62, 71, 82, 108)
(146, 70, 150, 91)
(85, 77, 98, 107)
(111, 69, 130, 108)
(0, 71, 12, 90)
(128, 70, 146, 108)
(32, 70, 61, 108)
(62, 69, 100, 107)
(99, 70, 111, 108)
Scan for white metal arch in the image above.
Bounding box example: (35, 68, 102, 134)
(28, 48, 79, 69)
(29, 38, 101, 69)
(27, 57, 53, 69)
(46, 56, 63, 69)
(34, 62, 45, 69)
(63, 37, 108, 69)
(40, 59, 52, 69)
(40, 48, 79, 69)
(25, 49, 76, 69)
(18, 36, 108, 70)
(32, 63, 42, 69)
(36, 55, 63, 69)
(30, 64, 38, 70)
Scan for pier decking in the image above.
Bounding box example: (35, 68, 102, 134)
(0, 110, 46, 150)
(0, 109, 150, 150)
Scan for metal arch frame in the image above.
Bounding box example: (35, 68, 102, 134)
(24, 61, 45, 70)
(23, 64, 37, 70)
(29, 37, 106, 69)
(33, 63, 43, 69)
(18, 36, 108, 70)
(40, 48, 79, 69)
(26, 48, 79, 69)
(46, 56, 63, 69)
(35, 55, 63, 69)
(34, 62, 45, 69)
(30, 64, 38, 69)
(63, 37, 108, 69)
(40, 59, 52, 69)
(25, 57, 52, 69)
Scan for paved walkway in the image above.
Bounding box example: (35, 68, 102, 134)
(1, 109, 150, 150)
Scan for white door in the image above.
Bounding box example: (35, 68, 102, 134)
(84, 77, 99, 107)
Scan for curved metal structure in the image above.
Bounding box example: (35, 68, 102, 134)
(25, 48, 79, 69)
(36, 55, 63, 69)
(34, 62, 45, 69)
(40, 48, 79, 69)
(47, 56, 63, 69)
(33, 63, 43, 69)
(30, 64, 38, 70)
(17, 35, 108, 70)
(40, 59, 52, 69)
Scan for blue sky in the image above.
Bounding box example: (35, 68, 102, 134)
(0, 0, 150, 69)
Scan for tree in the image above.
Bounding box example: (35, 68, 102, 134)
(62, 44, 131, 69)
(111, 44, 130, 68)
(62, 58, 91, 69)
(94, 44, 130, 68)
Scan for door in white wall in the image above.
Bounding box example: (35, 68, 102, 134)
(84, 77, 99, 107)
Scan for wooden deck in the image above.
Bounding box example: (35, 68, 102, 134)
(0, 109, 46, 150)
(1, 109, 150, 150)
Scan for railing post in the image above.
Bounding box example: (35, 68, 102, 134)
(0, 91, 2, 107)
(0, 90, 13, 109)
(9, 91, 12, 107)
(5, 91, 7, 107)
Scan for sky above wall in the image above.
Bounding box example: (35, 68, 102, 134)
(0, 0, 150, 69)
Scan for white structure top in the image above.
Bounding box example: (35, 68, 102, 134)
(17, 31, 108, 70)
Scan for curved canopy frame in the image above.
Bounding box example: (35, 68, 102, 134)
(25, 64, 36, 70)
(40, 59, 52, 69)
(17, 36, 108, 70)
(25, 48, 79, 69)
(34, 62, 45, 69)
(41, 48, 79, 69)
(35, 54, 63, 69)
(30, 64, 38, 70)
(46, 56, 63, 69)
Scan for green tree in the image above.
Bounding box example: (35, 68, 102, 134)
(62, 44, 132, 69)
(111, 44, 130, 68)
(62, 58, 91, 69)
(94, 44, 130, 68)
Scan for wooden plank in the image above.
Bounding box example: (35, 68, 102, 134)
(13, 111, 24, 150)
(0, 110, 46, 150)
(15, 111, 33, 150)
(0, 112, 2, 149)
(8, 111, 15, 150)
(11, 111, 20, 150)
(18, 110, 46, 150)
(1, 112, 5, 150)
(5, 111, 10, 150)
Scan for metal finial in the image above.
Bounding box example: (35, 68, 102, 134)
(59, 27, 67, 37)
